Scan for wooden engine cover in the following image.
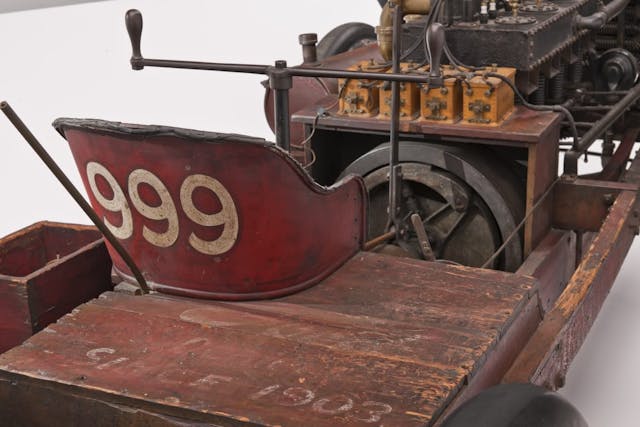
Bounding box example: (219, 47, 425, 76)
(54, 119, 366, 300)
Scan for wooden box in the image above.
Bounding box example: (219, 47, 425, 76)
(338, 60, 381, 117)
(463, 66, 516, 125)
(0, 222, 112, 353)
(419, 67, 462, 123)
(379, 63, 421, 119)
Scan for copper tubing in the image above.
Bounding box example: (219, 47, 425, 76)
(377, 0, 431, 60)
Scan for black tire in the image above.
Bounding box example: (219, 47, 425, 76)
(316, 22, 376, 61)
(441, 384, 589, 427)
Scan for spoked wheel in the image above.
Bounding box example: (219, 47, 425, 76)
(365, 163, 503, 268)
(341, 142, 525, 271)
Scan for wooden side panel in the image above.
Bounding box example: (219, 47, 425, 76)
(524, 124, 559, 256)
(517, 229, 576, 312)
(0, 279, 30, 354)
(504, 190, 639, 388)
(26, 239, 112, 332)
(552, 178, 638, 232)
(0, 222, 112, 352)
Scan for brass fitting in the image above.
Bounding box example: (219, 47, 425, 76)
(376, 0, 431, 60)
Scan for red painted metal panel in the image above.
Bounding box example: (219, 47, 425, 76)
(55, 119, 366, 300)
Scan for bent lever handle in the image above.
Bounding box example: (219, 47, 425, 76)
(125, 9, 144, 70)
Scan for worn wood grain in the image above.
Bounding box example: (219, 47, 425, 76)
(294, 99, 562, 146)
(552, 178, 638, 232)
(0, 251, 537, 426)
(517, 229, 576, 312)
(503, 190, 639, 388)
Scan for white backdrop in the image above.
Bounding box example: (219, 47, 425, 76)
(0, 1, 638, 425)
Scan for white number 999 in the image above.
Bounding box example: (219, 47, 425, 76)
(86, 162, 239, 255)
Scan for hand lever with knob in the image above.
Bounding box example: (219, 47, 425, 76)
(125, 9, 144, 70)
(427, 23, 445, 88)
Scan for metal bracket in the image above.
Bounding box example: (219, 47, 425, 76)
(384, 96, 406, 116)
(468, 100, 491, 124)
(424, 97, 448, 120)
(343, 92, 364, 113)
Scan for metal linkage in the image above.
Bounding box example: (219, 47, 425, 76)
(124, 9, 436, 154)
(564, 83, 640, 175)
(124, 8, 447, 237)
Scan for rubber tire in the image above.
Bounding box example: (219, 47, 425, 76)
(441, 384, 589, 427)
(316, 22, 377, 61)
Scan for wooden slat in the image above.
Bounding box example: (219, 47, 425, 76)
(0, 252, 538, 426)
(517, 229, 576, 312)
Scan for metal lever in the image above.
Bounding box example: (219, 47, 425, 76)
(125, 9, 144, 70)
(427, 23, 445, 88)
(0, 101, 150, 295)
(410, 214, 436, 261)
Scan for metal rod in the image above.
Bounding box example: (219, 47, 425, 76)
(135, 58, 269, 75)
(481, 178, 558, 269)
(133, 57, 432, 84)
(271, 60, 292, 151)
(388, 2, 404, 234)
(0, 101, 150, 294)
(564, 83, 640, 175)
(569, 105, 615, 111)
(363, 229, 397, 251)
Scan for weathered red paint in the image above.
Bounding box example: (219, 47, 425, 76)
(0, 222, 112, 353)
(0, 252, 537, 426)
(504, 189, 639, 388)
(55, 119, 367, 300)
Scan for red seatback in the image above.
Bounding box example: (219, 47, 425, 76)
(54, 119, 366, 300)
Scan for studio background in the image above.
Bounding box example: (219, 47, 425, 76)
(0, 1, 638, 425)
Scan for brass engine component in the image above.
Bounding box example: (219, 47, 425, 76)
(379, 63, 421, 119)
(377, 0, 432, 60)
(463, 66, 516, 125)
(338, 60, 381, 117)
(419, 66, 462, 123)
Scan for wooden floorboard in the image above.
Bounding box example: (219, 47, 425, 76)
(0, 252, 538, 426)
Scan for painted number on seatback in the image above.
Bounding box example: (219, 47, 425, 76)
(86, 161, 239, 255)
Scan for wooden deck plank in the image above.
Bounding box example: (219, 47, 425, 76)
(0, 252, 539, 426)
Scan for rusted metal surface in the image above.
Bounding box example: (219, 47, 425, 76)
(0, 252, 537, 426)
(503, 188, 639, 389)
(293, 99, 562, 146)
(552, 178, 639, 231)
(0, 221, 112, 353)
(598, 127, 640, 181)
(55, 119, 366, 300)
